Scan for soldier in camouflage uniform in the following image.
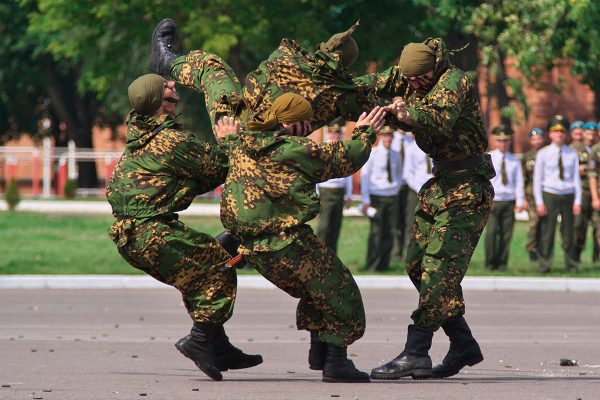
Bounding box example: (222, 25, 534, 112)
(106, 74, 261, 382)
(589, 122, 600, 262)
(522, 127, 546, 261)
(370, 38, 494, 380)
(571, 122, 597, 261)
(219, 94, 387, 383)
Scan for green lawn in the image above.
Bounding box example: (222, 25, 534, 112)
(1, 212, 599, 276)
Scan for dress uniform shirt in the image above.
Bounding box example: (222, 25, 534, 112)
(533, 143, 582, 206)
(489, 149, 525, 207)
(403, 140, 433, 193)
(392, 132, 413, 187)
(317, 176, 353, 199)
(361, 144, 402, 204)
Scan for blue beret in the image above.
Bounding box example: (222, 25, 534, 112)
(528, 127, 544, 137)
(570, 121, 584, 131)
(583, 122, 597, 130)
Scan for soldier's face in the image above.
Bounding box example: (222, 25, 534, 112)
(549, 130, 567, 145)
(380, 132, 393, 149)
(583, 129, 597, 145)
(571, 128, 583, 142)
(407, 70, 435, 96)
(283, 120, 312, 136)
(495, 138, 511, 153)
(529, 135, 544, 150)
(328, 130, 342, 142)
(161, 81, 180, 116)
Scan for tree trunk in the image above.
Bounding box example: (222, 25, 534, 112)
(40, 54, 98, 188)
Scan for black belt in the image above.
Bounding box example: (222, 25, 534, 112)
(432, 154, 486, 175)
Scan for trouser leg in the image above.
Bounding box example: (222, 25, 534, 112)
(365, 195, 396, 271)
(538, 192, 561, 273)
(484, 203, 501, 269)
(316, 188, 345, 254)
(559, 194, 577, 271)
(497, 200, 515, 269)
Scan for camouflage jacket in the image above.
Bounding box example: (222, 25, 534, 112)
(570, 141, 591, 191)
(106, 113, 228, 221)
(521, 149, 538, 198)
(589, 142, 600, 192)
(219, 125, 376, 252)
(403, 67, 494, 179)
(242, 39, 407, 132)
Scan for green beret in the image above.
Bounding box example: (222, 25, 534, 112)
(128, 74, 166, 115)
(547, 114, 570, 132)
(491, 125, 513, 139)
(399, 43, 436, 77)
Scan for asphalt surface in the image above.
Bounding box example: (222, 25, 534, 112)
(1, 288, 599, 400)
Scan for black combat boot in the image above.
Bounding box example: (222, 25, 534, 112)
(431, 316, 483, 378)
(175, 322, 222, 381)
(213, 325, 263, 371)
(322, 345, 370, 383)
(308, 331, 327, 370)
(148, 18, 179, 76)
(370, 325, 433, 380)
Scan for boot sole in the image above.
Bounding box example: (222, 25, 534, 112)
(175, 341, 223, 381)
(370, 369, 432, 380)
(430, 354, 484, 379)
(217, 355, 264, 371)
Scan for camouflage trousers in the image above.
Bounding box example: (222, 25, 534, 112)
(170, 51, 243, 127)
(405, 174, 493, 330)
(243, 226, 365, 347)
(109, 215, 236, 323)
(525, 194, 541, 254)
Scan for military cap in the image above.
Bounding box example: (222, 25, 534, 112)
(379, 126, 395, 135)
(491, 125, 513, 140)
(319, 21, 360, 68)
(547, 114, 570, 132)
(570, 121, 584, 131)
(528, 127, 544, 137)
(583, 122, 597, 130)
(328, 123, 342, 133)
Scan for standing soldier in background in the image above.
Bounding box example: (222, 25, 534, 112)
(484, 126, 526, 271)
(587, 122, 600, 264)
(360, 126, 403, 272)
(534, 115, 581, 274)
(316, 122, 354, 255)
(522, 127, 546, 262)
(571, 122, 597, 262)
(570, 121, 584, 146)
(370, 38, 494, 380)
(392, 129, 414, 261)
(402, 136, 434, 244)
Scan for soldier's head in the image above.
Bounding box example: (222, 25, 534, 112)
(491, 125, 512, 153)
(528, 127, 545, 150)
(319, 21, 360, 68)
(327, 123, 343, 143)
(547, 114, 570, 146)
(570, 120, 584, 142)
(128, 74, 180, 117)
(583, 122, 597, 146)
(399, 38, 452, 96)
(378, 126, 394, 149)
(248, 93, 314, 136)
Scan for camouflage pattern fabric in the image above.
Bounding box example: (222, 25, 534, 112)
(220, 125, 376, 252)
(106, 112, 234, 323)
(109, 216, 236, 323)
(571, 141, 593, 259)
(405, 174, 493, 330)
(170, 50, 244, 127)
(169, 41, 408, 132)
(522, 149, 541, 253)
(589, 142, 600, 256)
(245, 226, 365, 346)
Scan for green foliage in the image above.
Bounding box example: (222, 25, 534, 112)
(63, 179, 77, 199)
(4, 179, 21, 211)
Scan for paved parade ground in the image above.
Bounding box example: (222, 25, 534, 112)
(1, 287, 599, 400)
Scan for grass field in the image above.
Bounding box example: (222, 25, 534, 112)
(1, 211, 599, 276)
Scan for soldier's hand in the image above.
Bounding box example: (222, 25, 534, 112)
(355, 106, 386, 132)
(592, 198, 600, 211)
(573, 204, 581, 216)
(361, 203, 371, 215)
(536, 204, 547, 217)
(344, 198, 353, 209)
(214, 116, 240, 139)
